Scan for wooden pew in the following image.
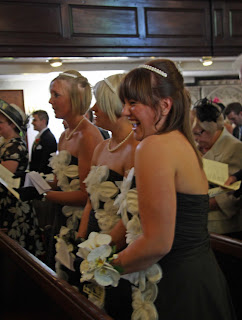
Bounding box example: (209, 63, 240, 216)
(0, 230, 113, 320)
(210, 232, 242, 319)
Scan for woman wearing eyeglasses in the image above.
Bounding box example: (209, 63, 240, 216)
(191, 98, 242, 237)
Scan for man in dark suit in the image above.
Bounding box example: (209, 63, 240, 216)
(224, 102, 242, 141)
(29, 110, 57, 174)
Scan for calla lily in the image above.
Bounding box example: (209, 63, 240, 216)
(132, 286, 159, 320)
(114, 167, 136, 224)
(84, 166, 119, 210)
(95, 199, 120, 233)
(146, 264, 162, 284)
(126, 215, 142, 244)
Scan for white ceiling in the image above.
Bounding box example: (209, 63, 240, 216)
(0, 56, 239, 83)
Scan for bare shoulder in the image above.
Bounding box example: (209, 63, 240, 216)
(77, 121, 103, 148)
(136, 131, 179, 155)
(93, 139, 109, 156)
(58, 131, 65, 150)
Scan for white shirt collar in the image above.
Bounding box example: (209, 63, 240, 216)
(35, 127, 48, 139)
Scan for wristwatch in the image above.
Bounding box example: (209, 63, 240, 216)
(42, 192, 48, 201)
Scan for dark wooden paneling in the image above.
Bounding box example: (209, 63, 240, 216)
(0, 90, 25, 110)
(0, 2, 63, 39)
(71, 6, 138, 36)
(0, 0, 240, 57)
(212, 0, 242, 55)
(229, 9, 242, 37)
(146, 9, 205, 37)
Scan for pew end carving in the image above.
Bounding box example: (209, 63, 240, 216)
(210, 232, 242, 320)
(0, 230, 112, 320)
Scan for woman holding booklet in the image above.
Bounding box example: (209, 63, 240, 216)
(191, 98, 242, 237)
(0, 99, 44, 257)
(18, 71, 103, 270)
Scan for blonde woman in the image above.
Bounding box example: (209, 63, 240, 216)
(18, 71, 103, 271)
(75, 74, 138, 316)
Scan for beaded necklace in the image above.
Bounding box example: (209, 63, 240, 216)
(107, 131, 133, 152)
(65, 117, 85, 140)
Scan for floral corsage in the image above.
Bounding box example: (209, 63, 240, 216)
(33, 138, 40, 148)
(76, 232, 122, 287)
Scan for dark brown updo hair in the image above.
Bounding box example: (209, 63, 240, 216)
(119, 58, 202, 167)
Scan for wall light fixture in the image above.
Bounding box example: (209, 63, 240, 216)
(48, 58, 63, 67)
(200, 56, 213, 67)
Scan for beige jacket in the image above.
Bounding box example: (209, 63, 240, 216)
(203, 128, 242, 234)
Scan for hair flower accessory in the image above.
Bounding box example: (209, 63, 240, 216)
(77, 232, 121, 287)
(212, 97, 221, 103)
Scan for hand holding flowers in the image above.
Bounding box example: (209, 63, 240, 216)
(77, 232, 122, 287)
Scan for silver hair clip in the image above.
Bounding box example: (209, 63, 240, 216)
(138, 65, 167, 78)
(103, 78, 116, 93)
(61, 72, 78, 78)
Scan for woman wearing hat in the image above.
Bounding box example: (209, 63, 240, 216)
(0, 99, 44, 257)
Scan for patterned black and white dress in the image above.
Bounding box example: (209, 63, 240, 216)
(0, 138, 44, 257)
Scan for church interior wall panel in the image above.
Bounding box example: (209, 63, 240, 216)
(71, 5, 138, 37)
(0, 0, 241, 57)
(212, 0, 242, 55)
(0, 2, 63, 41)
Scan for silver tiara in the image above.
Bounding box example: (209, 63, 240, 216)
(103, 78, 116, 93)
(61, 72, 78, 78)
(138, 65, 167, 78)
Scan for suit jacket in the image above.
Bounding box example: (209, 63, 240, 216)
(98, 127, 110, 140)
(233, 126, 242, 141)
(29, 128, 57, 174)
(203, 128, 242, 234)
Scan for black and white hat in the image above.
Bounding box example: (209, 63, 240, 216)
(0, 99, 27, 134)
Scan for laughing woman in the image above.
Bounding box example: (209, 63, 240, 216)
(114, 59, 236, 319)
(78, 60, 237, 320)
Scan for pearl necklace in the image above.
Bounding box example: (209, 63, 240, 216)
(107, 131, 133, 152)
(65, 117, 85, 140)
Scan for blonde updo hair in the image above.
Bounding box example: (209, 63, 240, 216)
(51, 70, 92, 115)
(93, 73, 126, 122)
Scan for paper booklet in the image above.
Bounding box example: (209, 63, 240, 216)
(203, 159, 241, 196)
(208, 187, 230, 198)
(0, 164, 20, 199)
(24, 171, 52, 194)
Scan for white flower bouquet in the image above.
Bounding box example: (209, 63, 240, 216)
(77, 232, 122, 287)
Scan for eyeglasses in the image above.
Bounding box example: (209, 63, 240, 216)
(193, 129, 205, 137)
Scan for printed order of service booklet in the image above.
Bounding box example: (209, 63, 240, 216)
(0, 164, 21, 199)
(203, 158, 241, 197)
(24, 171, 52, 194)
